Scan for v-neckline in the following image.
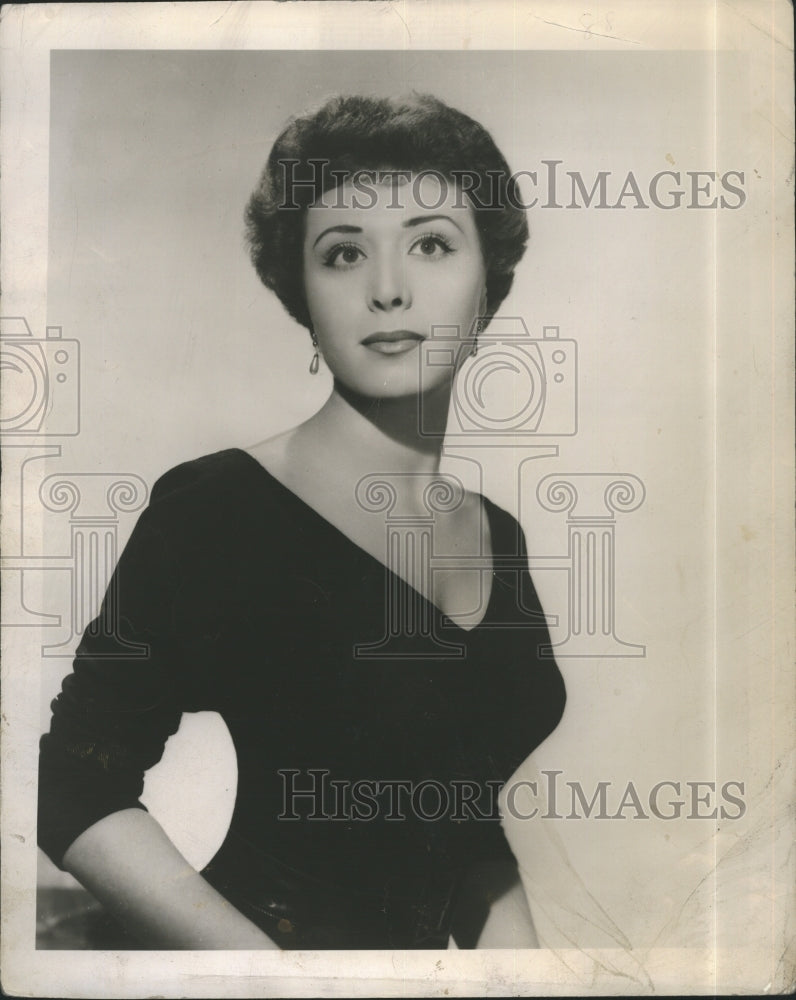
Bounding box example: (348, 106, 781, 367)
(234, 448, 498, 634)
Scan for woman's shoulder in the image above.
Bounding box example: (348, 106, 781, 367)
(144, 446, 307, 547)
(139, 448, 294, 569)
(149, 448, 257, 506)
(481, 492, 529, 559)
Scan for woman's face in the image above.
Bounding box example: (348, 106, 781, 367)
(302, 173, 487, 399)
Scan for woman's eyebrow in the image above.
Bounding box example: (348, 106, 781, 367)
(403, 214, 464, 234)
(312, 224, 362, 248)
(312, 214, 464, 249)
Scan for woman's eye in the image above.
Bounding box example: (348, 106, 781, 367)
(324, 244, 365, 268)
(409, 234, 453, 259)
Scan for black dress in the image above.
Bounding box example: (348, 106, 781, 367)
(38, 449, 566, 949)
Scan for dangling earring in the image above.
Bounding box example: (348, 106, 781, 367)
(309, 331, 320, 375)
(472, 319, 483, 358)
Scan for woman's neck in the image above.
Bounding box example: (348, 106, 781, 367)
(292, 379, 452, 481)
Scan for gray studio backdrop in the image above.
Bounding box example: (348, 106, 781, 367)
(35, 49, 747, 949)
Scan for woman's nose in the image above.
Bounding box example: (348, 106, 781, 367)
(368, 258, 411, 313)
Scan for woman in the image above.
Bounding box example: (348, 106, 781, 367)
(38, 94, 566, 950)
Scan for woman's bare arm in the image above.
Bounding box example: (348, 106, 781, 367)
(450, 858, 539, 949)
(62, 809, 279, 950)
(473, 866, 539, 948)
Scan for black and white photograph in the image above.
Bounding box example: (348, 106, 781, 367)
(1, 2, 793, 996)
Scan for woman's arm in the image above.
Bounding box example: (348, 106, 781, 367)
(63, 809, 278, 950)
(472, 863, 539, 948)
(450, 858, 539, 949)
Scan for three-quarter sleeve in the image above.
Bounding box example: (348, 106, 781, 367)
(38, 476, 187, 869)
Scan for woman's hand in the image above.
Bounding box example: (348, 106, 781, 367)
(62, 809, 279, 950)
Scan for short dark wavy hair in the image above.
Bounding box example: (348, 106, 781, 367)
(245, 93, 529, 330)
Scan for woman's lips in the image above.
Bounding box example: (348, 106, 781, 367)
(361, 330, 424, 355)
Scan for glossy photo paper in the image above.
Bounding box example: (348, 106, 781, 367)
(1, 1, 793, 996)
